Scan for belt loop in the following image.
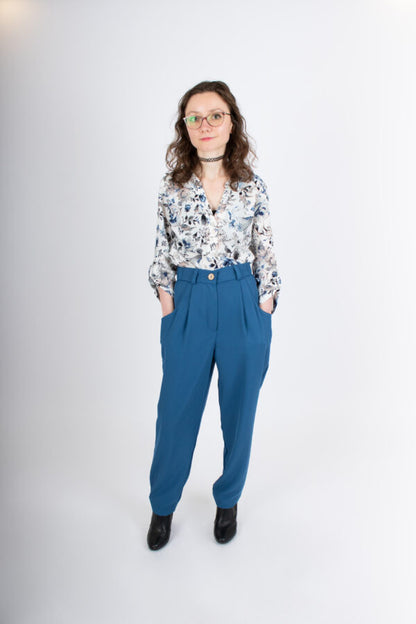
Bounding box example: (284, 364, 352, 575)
(192, 271, 198, 284)
(232, 264, 242, 280)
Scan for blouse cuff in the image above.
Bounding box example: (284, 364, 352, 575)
(153, 281, 175, 300)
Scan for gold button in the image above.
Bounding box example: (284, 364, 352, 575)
(208, 273, 215, 280)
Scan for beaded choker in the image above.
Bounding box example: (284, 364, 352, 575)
(199, 154, 225, 162)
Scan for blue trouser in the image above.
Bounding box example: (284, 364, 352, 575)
(148, 262, 272, 516)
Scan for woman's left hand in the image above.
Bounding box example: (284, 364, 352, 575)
(259, 296, 273, 315)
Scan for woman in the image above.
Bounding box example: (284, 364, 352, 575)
(147, 80, 282, 550)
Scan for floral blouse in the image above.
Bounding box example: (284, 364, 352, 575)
(148, 171, 282, 314)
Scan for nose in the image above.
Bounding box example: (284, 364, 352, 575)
(200, 117, 212, 130)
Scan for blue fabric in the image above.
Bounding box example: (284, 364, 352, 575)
(149, 262, 272, 516)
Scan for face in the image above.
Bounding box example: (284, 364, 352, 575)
(184, 91, 233, 156)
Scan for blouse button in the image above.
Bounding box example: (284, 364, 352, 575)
(208, 273, 215, 280)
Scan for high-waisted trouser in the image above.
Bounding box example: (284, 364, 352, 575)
(148, 262, 272, 516)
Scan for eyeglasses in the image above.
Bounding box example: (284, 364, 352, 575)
(183, 111, 232, 129)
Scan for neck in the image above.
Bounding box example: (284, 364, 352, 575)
(196, 150, 227, 181)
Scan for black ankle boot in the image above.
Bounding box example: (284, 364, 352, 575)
(147, 512, 173, 550)
(214, 503, 237, 544)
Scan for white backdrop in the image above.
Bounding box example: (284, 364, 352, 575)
(1, 1, 415, 622)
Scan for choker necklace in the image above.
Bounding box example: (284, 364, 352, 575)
(199, 154, 225, 162)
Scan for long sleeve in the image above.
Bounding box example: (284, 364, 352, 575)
(250, 176, 282, 314)
(148, 176, 177, 300)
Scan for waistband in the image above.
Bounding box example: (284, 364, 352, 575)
(176, 262, 253, 284)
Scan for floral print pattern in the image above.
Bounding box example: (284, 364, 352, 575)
(148, 171, 282, 314)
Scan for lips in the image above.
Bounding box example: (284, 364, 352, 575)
(200, 137, 213, 141)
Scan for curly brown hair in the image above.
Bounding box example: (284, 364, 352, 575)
(165, 80, 257, 192)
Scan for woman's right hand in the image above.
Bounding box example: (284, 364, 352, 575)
(158, 287, 175, 317)
(161, 306, 174, 318)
